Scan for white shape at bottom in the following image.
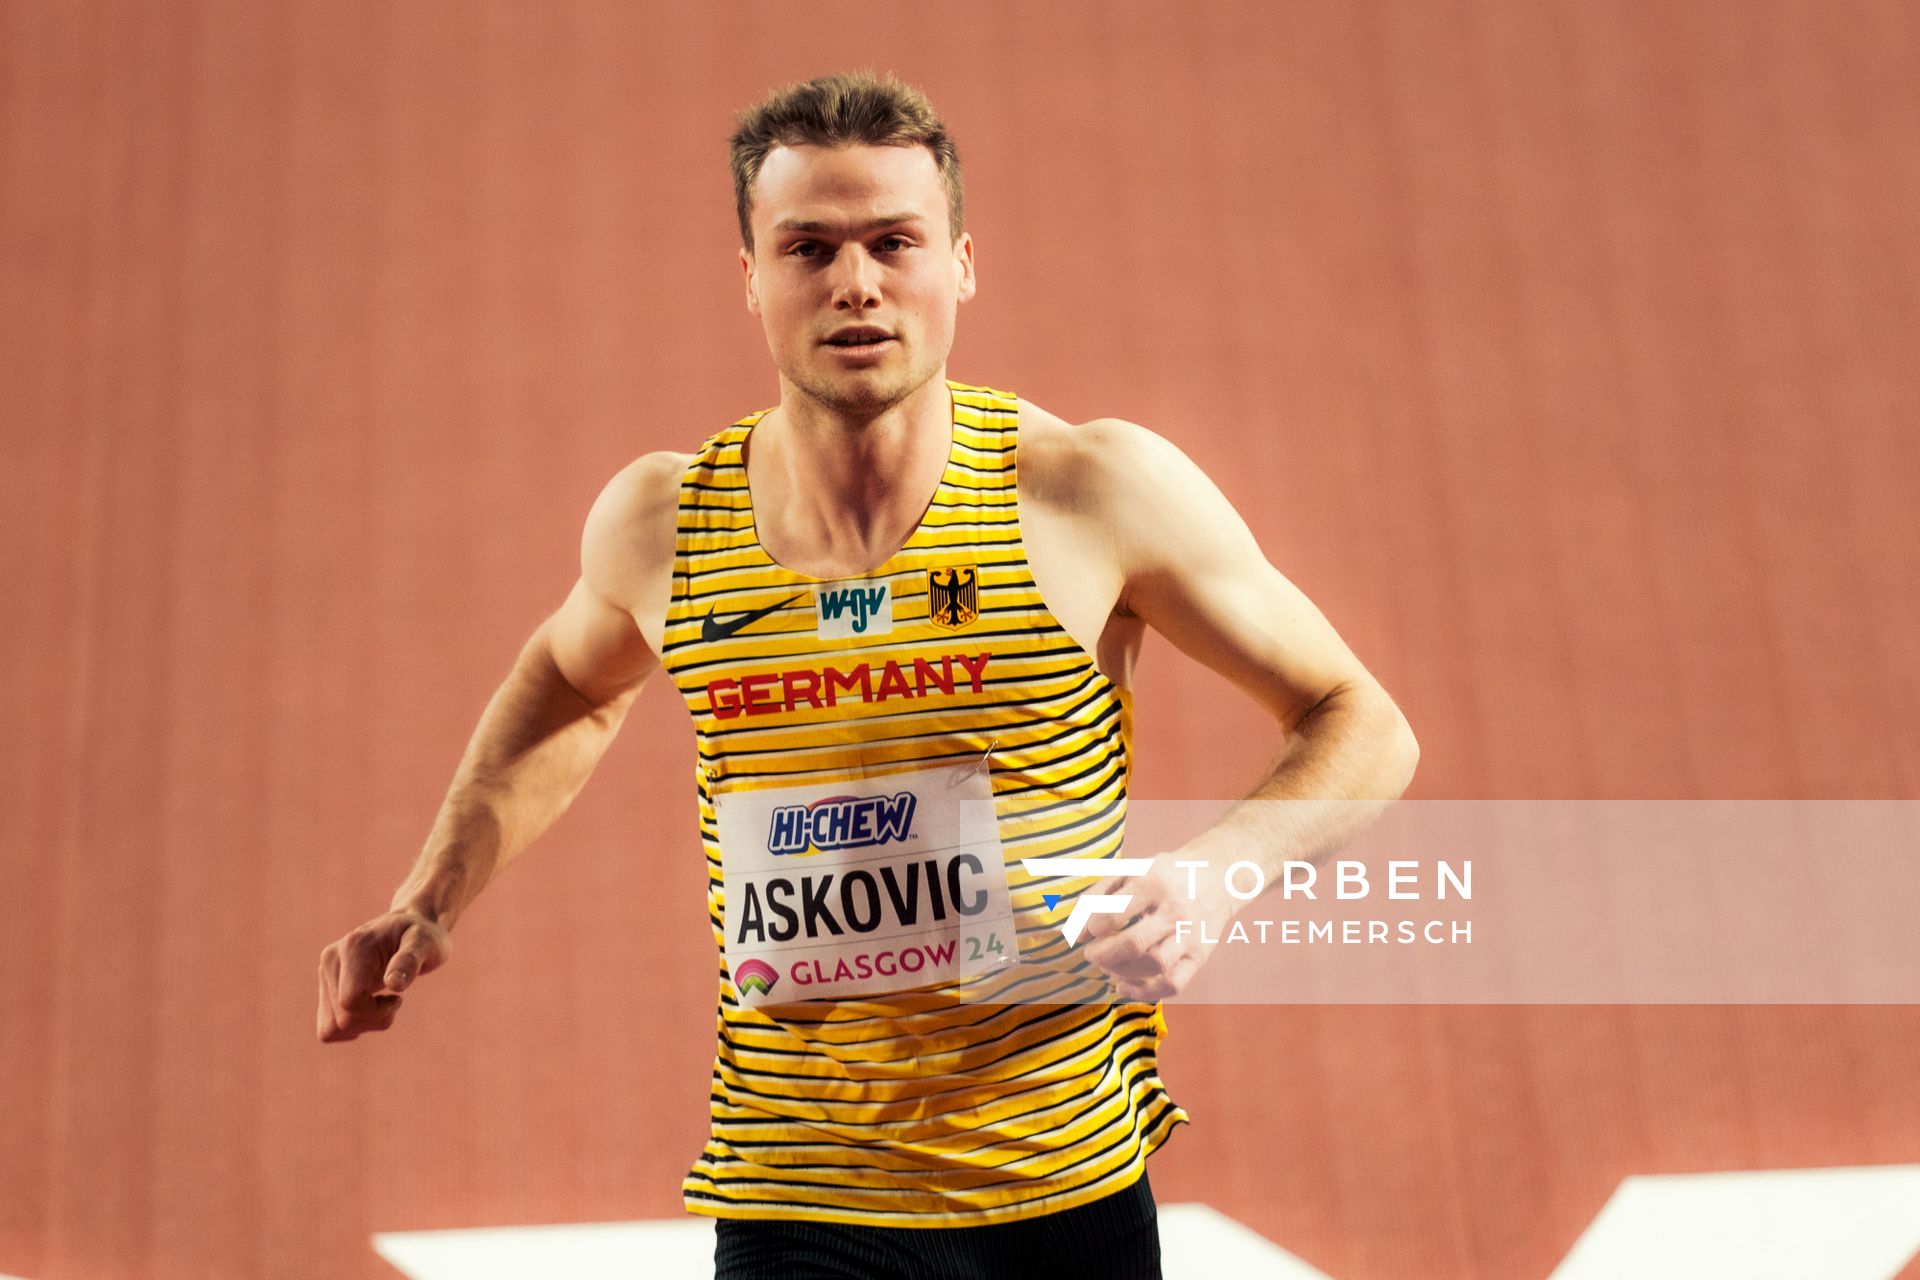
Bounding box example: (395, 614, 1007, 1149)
(1548, 1165, 1920, 1280)
(1160, 1203, 1337, 1277)
(375, 1220, 711, 1279)
(373, 1203, 1321, 1279)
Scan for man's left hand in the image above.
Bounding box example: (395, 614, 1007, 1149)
(1077, 852, 1237, 1001)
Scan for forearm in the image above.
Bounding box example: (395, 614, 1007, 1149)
(1181, 684, 1418, 885)
(390, 627, 638, 930)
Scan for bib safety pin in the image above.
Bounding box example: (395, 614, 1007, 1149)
(950, 738, 999, 787)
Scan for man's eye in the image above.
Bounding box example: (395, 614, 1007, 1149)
(877, 236, 909, 252)
(789, 242, 823, 258)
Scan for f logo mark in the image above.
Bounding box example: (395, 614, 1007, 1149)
(1020, 857, 1157, 944)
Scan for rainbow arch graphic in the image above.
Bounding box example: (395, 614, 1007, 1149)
(733, 958, 779, 997)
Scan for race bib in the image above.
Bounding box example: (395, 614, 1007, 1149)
(714, 761, 1017, 1010)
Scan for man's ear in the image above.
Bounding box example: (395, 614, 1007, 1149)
(740, 246, 760, 316)
(954, 232, 977, 305)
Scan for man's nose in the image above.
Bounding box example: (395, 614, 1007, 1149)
(831, 246, 882, 310)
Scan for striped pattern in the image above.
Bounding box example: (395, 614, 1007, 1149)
(661, 380, 1187, 1225)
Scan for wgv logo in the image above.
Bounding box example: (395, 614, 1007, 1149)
(1021, 857, 1157, 944)
(769, 792, 917, 856)
(815, 579, 893, 639)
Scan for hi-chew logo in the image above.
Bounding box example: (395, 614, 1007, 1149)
(816, 580, 892, 639)
(733, 958, 779, 997)
(1021, 857, 1157, 944)
(769, 793, 918, 857)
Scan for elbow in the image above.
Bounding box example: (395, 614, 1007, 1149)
(1287, 680, 1421, 798)
(1385, 704, 1420, 797)
(1338, 682, 1420, 798)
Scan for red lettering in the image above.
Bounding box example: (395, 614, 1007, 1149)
(913, 656, 955, 696)
(823, 664, 870, 705)
(740, 672, 780, 715)
(873, 660, 911, 701)
(709, 653, 986, 720)
(783, 668, 823, 710)
(954, 653, 991, 692)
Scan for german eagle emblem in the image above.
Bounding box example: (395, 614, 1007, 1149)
(927, 565, 979, 631)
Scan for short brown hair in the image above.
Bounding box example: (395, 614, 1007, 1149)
(729, 71, 964, 251)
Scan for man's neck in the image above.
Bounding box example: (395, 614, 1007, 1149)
(749, 374, 954, 570)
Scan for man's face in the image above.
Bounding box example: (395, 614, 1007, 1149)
(741, 143, 975, 418)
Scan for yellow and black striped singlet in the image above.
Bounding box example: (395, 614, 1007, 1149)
(661, 380, 1188, 1226)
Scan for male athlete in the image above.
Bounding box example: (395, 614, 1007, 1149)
(317, 73, 1417, 1279)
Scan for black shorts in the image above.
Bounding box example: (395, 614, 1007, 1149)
(712, 1169, 1162, 1280)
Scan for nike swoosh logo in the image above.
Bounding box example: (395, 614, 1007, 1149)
(701, 593, 804, 644)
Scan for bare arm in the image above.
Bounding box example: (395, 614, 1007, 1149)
(1066, 421, 1420, 997)
(1114, 422, 1417, 870)
(383, 585, 654, 933)
(317, 451, 683, 1041)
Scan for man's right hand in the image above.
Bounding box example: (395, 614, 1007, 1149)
(316, 911, 452, 1043)
(310, 452, 677, 1047)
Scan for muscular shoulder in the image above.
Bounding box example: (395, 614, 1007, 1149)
(1015, 400, 1198, 526)
(580, 450, 689, 636)
(1017, 401, 1258, 619)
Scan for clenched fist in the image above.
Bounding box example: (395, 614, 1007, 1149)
(1077, 852, 1236, 1002)
(316, 910, 452, 1042)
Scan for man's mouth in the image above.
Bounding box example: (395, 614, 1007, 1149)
(824, 329, 895, 348)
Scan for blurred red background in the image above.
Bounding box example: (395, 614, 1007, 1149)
(3, 2, 1917, 1277)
